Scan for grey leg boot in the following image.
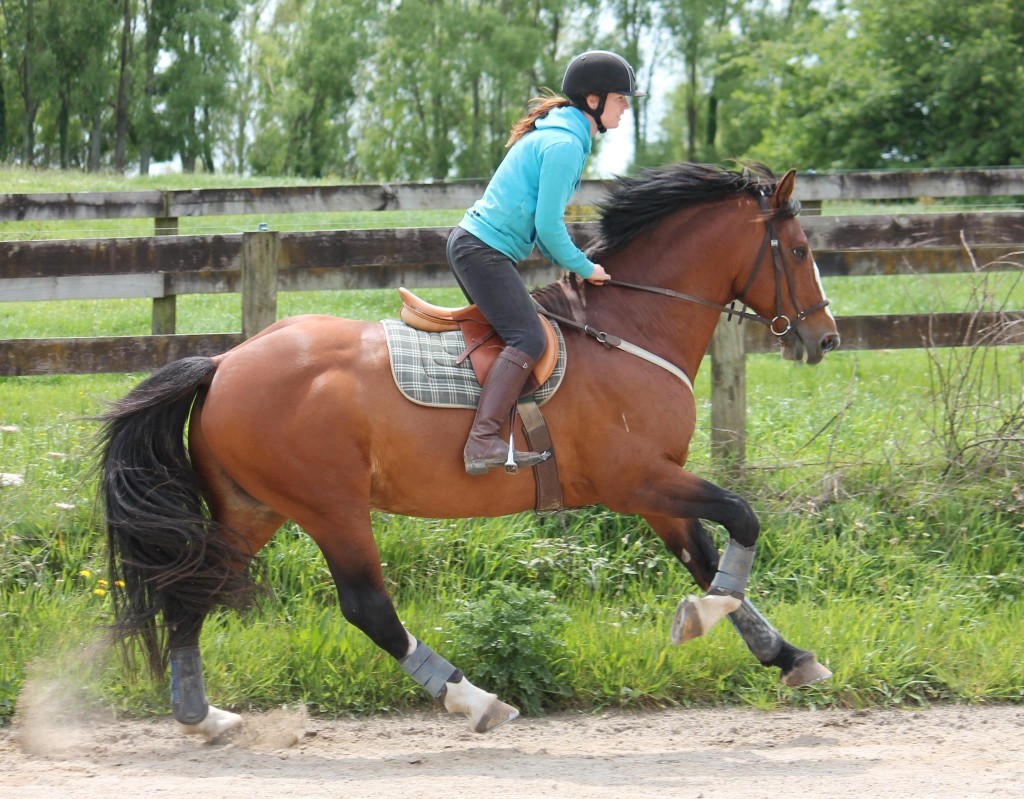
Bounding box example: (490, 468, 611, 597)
(464, 346, 548, 476)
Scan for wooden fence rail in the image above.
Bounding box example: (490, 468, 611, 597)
(2, 166, 1024, 223)
(2, 167, 1023, 464)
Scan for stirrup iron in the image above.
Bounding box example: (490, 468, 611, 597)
(504, 431, 518, 474)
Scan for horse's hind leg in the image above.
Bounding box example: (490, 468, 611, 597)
(303, 509, 518, 732)
(170, 442, 287, 741)
(644, 515, 831, 687)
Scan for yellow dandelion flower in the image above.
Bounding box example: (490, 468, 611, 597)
(97, 579, 109, 587)
(115, 580, 126, 588)
(79, 569, 92, 578)
(93, 588, 107, 597)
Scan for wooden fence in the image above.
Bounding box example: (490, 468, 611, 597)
(2, 167, 1023, 464)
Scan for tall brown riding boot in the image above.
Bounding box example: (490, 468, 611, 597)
(464, 346, 549, 476)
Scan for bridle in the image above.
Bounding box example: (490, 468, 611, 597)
(604, 188, 830, 338)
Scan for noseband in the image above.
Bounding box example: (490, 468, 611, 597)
(606, 187, 830, 338)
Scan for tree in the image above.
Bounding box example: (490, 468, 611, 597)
(134, 0, 240, 174)
(40, 0, 118, 169)
(248, 0, 373, 177)
(0, 16, 7, 158)
(1, 0, 55, 164)
(719, 0, 1024, 170)
(160, 0, 240, 172)
(216, 0, 269, 174)
(602, 0, 665, 165)
(355, 0, 595, 182)
(113, 0, 135, 171)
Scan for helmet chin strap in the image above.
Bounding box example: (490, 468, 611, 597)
(578, 94, 608, 134)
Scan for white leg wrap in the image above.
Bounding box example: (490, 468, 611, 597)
(710, 539, 756, 597)
(400, 641, 461, 700)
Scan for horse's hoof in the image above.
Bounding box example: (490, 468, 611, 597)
(670, 593, 742, 645)
(469, 697, 519, 733)
(180, 704, 243, 743)
(782, 653, 832, 688)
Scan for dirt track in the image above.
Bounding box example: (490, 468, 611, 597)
(2, 703, 1022, 798)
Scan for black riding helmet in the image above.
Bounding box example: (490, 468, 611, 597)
(561, 50, 646, 134)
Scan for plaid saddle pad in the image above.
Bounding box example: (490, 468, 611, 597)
(381, 319, 567, 409)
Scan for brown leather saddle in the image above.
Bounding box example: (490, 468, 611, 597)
(398, 287, 560, 390)
(398, 287, 563, 513)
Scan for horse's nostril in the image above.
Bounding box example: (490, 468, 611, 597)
(822, 333, 841, 353)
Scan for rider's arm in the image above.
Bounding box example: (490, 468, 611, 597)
(534, 141, 596, 280)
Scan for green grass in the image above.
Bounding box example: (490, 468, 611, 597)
(2, 167, 1022, 724)
(3, 330, 1021, 722)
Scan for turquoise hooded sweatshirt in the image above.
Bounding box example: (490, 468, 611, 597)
(458, 105, 596, 279)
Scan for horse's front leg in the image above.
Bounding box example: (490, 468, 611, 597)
(643, 514, 831, 687)
(626, 469, 762, 640)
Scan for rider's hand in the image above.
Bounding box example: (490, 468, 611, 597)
(587, 264, 611, 284)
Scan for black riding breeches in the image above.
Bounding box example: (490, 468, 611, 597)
(446, 226, 546, 360)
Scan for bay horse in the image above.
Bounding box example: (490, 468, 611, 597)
(99, 163, 840, 741)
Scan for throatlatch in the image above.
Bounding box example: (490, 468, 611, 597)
(170, 646, 210, 725)
(401, 641, 463, 701)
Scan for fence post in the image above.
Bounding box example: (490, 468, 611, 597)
(152, 216, 178, 334)
(241, 230, 279, 339)
(709, 315, 747, 467)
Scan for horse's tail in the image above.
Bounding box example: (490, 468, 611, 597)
(98, 356, 257, 678)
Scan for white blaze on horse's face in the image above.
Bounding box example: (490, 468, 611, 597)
(811, 258, 836, 324)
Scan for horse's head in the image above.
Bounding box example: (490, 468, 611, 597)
(737, 169, 840, 365)
(588, 162, 839, 365)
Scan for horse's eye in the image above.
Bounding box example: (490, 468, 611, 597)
(791, 246, 807, 260)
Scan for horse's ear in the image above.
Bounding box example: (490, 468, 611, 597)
(772, 169, 797, 207)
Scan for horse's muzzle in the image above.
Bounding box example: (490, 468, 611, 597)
(821, 332, 841, 354)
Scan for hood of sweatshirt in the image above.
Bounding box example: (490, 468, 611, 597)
(534, 105, 593, 155)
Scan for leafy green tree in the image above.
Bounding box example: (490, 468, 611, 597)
(719, 0, 1024, 170)
(248, 0, 373, 177)
(134, 0, 240, 174)
(0, 0, 56, 164)
(0, 14, 8, 158)
(112, 0, 135, 171)
(160, 0, 240, 172)
(216, 0, 268, 174)
(358, 0, 467, 180)
(39, 0, 118, 169)
(852, 0, 1024, 167)
(602, 0, 664, 165)
(355, 0, 595, 181)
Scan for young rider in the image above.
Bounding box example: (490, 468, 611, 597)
(448, 50, 645, 476)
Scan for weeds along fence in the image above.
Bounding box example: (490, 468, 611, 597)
(1, 167, 1023, 464)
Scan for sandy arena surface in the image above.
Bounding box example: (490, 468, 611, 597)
(2, 701, 1022, 798)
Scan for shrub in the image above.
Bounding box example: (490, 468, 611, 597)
(443, 581, 571, 715)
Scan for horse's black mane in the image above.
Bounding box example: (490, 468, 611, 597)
(590, 162, 799, 257)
